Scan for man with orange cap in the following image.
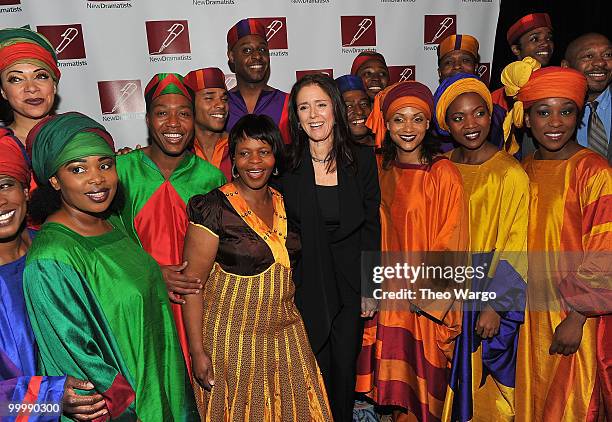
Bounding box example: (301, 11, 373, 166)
(226, 18, 290, 143)
(501, 57, 611, 422)
(184, 67, 232, 180)
(437, 34, 480, 82)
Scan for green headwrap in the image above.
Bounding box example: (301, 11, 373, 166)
(28, 112, 115, 184)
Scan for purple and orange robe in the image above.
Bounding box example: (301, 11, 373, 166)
(356, 157, 467, 421)
(1, 238, 65, 422)
(115, 149, 225, 377)
(227, 88, 290, 143)
(194, 136, 231, 181)
(442, 150, 529, 422)
(517, 149, 612, 422)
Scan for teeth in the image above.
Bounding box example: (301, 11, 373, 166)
(588, 72, 606, 77)
(465, 132, 480, 140)
(249, 65, 263, 69)
(87, 192, 107, 200)
(163, 133, 182, 139)
(368, 86, 382, 92)
(400, 135, 415, 142)
(310, 122, 324, 128)
(545, 132, 563, 140)
(0, 210, 16, 222)
(536, 51, 549, 56)
(210, 114, 225, 119)
(352, 119, 365, 125)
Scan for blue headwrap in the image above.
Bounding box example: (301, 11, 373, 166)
(335, 74, 366, 95)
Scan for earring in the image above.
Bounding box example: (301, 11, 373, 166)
(231, 164, 239, 179)
(272, 167, 279, 176)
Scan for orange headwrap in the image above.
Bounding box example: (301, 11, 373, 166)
(366, 81, 434, 148)
(501, 57, 587, 147)
(437, 34, 479, 61)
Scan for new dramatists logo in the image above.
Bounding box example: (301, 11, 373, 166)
(98, 80, 145, 122)
(37, 24, 87, 64)
(296, 69, 334, 81)
(255, 17, 288, 50)
(0, 0, 21, 12)
(477, 63, 491, 86)
(424, 15, 456, 45)
(341, 16, 376, 52)
(87, 0, 132, 9)
(388, 65, 416, 83)
(146, 20, 191, 55)
(225, 73, 237, 90)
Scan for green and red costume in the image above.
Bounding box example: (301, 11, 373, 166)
(115, 149, 225, 374)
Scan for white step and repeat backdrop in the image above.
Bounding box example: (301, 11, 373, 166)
(1, 0, 500, 148)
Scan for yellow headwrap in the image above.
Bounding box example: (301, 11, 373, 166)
(433, 75, 493, 132)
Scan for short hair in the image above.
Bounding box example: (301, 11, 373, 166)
(228, 114, 286, 172)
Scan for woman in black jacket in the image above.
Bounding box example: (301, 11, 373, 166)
(276, 73, 381, 422)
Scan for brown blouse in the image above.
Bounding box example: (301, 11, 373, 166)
(187, 188, 301, 276)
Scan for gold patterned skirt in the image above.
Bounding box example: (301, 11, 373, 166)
(194, 262, 333, 422)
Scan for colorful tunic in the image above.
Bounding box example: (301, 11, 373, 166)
(187, 183, 332, 421)
(517, 149, 612, 422)
(442, 150, 529, 422)
(194, 136, 231, 182)
(115, 149, 225, 377)
(227, 88, 290, 143)
(1, 238, 65, 422)
(356, 157, 467, 421)
(23, 222, 197, 421)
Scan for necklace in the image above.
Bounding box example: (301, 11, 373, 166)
(311, 154, 331, 163)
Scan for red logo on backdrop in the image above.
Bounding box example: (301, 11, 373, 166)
(388, 65, 416, 83)
(477, 63, 491, 86)
(296, 69, 334, 81)
(225, 73, 237, 90)
(0, 0, 20, 5)
(341, 16, 376, 47)
(145, 20, 190, 55)
(255, 17, 288, 50)
(424, 15, 456, 45)
(98, 80, 145, 115)
(37, 24, 86, 60)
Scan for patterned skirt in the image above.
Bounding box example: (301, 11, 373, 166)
(194, 262, 332, 422)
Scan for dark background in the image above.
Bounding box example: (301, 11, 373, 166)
(491, 0, 612, 90)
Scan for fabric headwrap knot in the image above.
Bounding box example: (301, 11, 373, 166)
(0, 128, 30, 186)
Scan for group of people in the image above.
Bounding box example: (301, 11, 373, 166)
(0, 11, 609, 422)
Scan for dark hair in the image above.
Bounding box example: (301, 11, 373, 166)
(286, 73, 355, 173)
(28, 181, 125, 226)
(228, 114, 286, 173)
(381, 131, 441, 170)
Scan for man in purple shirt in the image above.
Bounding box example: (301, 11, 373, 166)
(226, 18, 290, 143)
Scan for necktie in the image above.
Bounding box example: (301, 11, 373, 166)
(587, 101, 609, 159)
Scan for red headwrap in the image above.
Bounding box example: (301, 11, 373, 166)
(0, 128, 31, 186)
(184, 67, 227, 92)
(506, 13, 552, 45)
(366, 81, 434, 147)
(227, 18, 267, 51)
(0, 42, 61, 81)
(350, 51, 387, 76)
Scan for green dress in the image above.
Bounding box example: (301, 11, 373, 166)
(23, 222, 198, 421)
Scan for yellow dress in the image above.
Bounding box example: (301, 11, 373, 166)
(442, 150, 529, 422)
(187, 183, 332, 421)
(517, 149, 612, 422)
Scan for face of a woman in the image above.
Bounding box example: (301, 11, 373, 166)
(525, 97, 578, 153)
(0, 175, 28, 240)
(234, 136, 275, 191)
(296, 84, 335, 144)
(0, 62, 56, 121)
(50, 155, 118, 216)
(386, 106, 429, 154)
(446, 92, 491, 150)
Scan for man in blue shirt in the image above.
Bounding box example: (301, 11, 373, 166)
(562, 33, 612, 161)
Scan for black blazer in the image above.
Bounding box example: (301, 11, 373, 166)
(276, 145, 381, 353)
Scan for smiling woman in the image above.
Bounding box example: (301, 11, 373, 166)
(23, 112, 198, 420)
(0, 27, 60, 146)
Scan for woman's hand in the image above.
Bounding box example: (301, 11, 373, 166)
(475, 304, 501, 339)
(549, 310, 587, 356)
(361, 296, 378, 318)
(191, 351, 215, 391)
(161, 261, 202, 304)
(62, 376, 108, 421)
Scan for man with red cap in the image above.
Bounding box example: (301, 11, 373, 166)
(437, 34, 480, 82)
(184, 67, 232, 180)
(351, 51, 390, 101)
(226, 18, 290, 143)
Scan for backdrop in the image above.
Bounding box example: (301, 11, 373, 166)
(1, 0, 500, 148)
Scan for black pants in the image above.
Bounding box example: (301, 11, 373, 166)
(315, 287, 363, 422)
